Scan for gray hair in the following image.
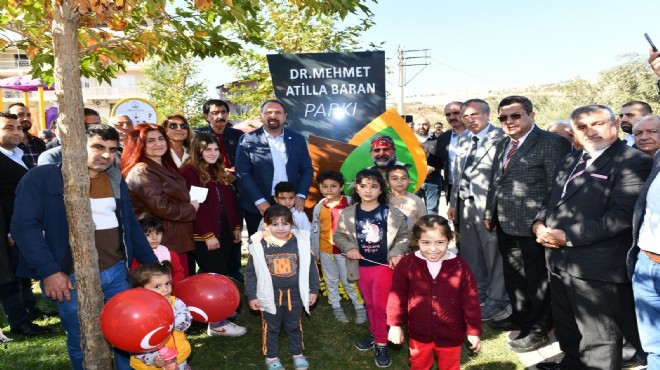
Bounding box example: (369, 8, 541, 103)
(462, 99, 490, 115)
(570, 105, 615, 123)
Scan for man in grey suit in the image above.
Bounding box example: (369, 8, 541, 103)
(447, 99, 508, 321)
(533, 105, 650, 370)
(484, 95, 571, 353)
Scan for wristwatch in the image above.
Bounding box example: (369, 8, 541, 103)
(565, 237, 573, 247)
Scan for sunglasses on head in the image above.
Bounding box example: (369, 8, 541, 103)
(497, 113, 525, 123)
(168, 123, 189, 130)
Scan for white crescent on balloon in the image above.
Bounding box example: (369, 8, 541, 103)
(139, 324, 172, 351)
(188, 306, 209, 322)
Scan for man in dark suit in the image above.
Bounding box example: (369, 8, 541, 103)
(413, 117, 442, 214)
(447, 99, 509, 321)
(532, 105, 651, 369)
(484, 95, 571, 353)
(235, 100, 314, 236)
(627, 149, 660, 369)
(437, 101, 467, 205)
(0, 112, 52, 336)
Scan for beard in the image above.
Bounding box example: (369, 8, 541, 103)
(266, 120, 282, 131)
(374, 156, 396, 168)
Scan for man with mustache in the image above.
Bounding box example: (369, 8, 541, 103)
(533, 105, 651, 369)
(413, 118, 442, 215)
(235, 100, 313, 236)
(437, 101, 467, 204)
(633, 115, 660, 157)
(12, 124, 158, 370)
(369, 135, 409, 176)
(197, 99, 243, 183)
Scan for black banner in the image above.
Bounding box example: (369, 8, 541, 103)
(267, 51, 386, 142)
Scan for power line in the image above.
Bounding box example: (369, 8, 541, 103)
(398, 47, 431, 113)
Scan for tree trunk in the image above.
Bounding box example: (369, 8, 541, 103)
(51, 1, 113, 369)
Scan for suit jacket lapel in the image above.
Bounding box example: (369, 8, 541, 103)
(507, 128, 538, 169)
(257, 127, 274, 163)
(558, 143, 619, 205)
(283, 129, 292, 162)
(0, 151, 29, 173)
(554, 152, 580, 207)
(496, 128, 539, 182)
(474, 126, 499, 165)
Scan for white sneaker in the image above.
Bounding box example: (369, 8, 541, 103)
(207, 321, 246, 337)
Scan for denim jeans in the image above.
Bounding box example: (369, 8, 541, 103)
(44, 260, 132, 370)
(417, 182, 440, 215)
(632, 251, 660, 369)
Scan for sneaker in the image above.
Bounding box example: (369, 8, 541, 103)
(292, 355, 309, 370)
(265, 358, 285, 370)
(374, 345, 391, 368)
(333, 307, 349, 323)
(207, 321, 246, 337)
(355, 306, 368, 324)
(481, 302, 507, 321)
(355, 333, 375, 351)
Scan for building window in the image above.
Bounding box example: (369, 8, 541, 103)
(14, 54, 29, 67)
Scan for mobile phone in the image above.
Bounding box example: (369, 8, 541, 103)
(645, 33, 658, 52)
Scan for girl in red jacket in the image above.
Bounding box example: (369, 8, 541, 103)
(386, 215, 482, 370)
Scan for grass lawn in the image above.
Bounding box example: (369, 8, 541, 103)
(0, 281, 524, 370)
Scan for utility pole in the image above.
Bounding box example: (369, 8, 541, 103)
(397, 46, 431, 115)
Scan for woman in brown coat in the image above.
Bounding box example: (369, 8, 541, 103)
(121, 124, 198, 276)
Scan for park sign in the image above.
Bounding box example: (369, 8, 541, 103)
(267, 51, 386, 142)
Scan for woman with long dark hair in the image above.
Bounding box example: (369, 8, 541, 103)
(180, 133, 246, 337)
(121, 124, 198, 276)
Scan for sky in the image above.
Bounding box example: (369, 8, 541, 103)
(198, 0, 660, 100)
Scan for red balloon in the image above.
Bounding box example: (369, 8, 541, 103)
(173, 273, 240, 322)
(100, 288, 174, 353)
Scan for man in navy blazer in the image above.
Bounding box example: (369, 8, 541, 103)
(235, 100, 314, 235)
(534, 105, 651, 370)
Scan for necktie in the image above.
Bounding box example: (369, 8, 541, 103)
(503, 140, 519, 170)
(459, 136, 479, 200)
(565, 152, 591, 193)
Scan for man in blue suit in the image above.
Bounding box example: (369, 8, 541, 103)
(235, 100, 314, 236)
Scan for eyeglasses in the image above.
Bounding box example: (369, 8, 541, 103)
(497, 113, 525, 123)
(445, 111, 460, 117)
(168, 123, 189, 130)
(114, 122, 133, 128)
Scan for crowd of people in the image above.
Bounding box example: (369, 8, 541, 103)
(0, 50, 659, 370)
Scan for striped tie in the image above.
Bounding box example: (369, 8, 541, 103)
(567, 153, 591, 185)
(503, 140, 519, 170)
